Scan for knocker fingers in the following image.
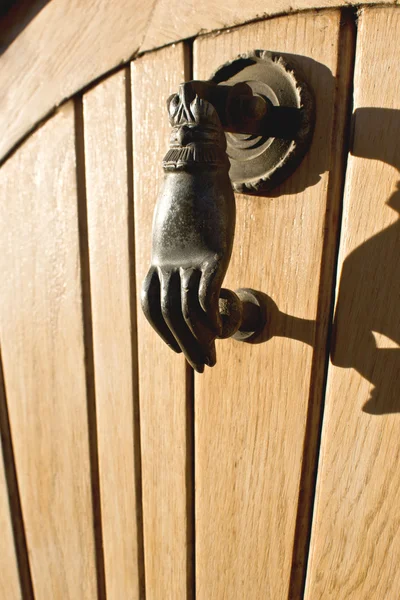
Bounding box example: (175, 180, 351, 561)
(143, 265, 223, 371)
(159, 268, 209, 372)
(141, 267, 181, 353)
(180, 267, 217, 368)
(199, 259, 224, 337)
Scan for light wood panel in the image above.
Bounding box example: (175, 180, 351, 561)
(194, 11, 354, 599)
(0, 440, 21, 599)
(0, 348, 33, 599)
(305, 7, 400, 599)
(131, 44, 193, 599)
(83, 70, 144, 599)
(141, 0, 363, 50)
(0, 103, 98, 599)
(0, 0, 393, 164)
(0, 0, 156, 161)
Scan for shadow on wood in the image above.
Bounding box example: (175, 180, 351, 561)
(256, 107, 400, 414)
(332, 107, 400, 414)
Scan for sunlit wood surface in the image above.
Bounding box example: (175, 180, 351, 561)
(0, 103, 99, 599)
(132, 44, 194, 600)
(1, 5, 400, 599)
(0, 0, 395, 162)
(194, 10, 354, 599)
(83, 69, 144, 599)
(305, 7, 400, 599)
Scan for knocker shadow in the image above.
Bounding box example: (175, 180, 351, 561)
(331, 107, 400, 415)
(260, 107, 400, 414)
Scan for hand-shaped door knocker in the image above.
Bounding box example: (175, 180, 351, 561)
(141, 51, 315, 372)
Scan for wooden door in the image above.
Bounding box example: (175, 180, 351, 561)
(0, 4, 400, 600)
(305, 8, 400, 599)
(193, 11, 353, 599)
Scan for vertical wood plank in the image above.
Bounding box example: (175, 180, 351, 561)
(0, 348, 34, 600)
(305, 8, 400, 599)
(0, 103, 98, 599)
(0, 436, 21, 599)
(132, 45, 193, 599)
(83, 69, 144, 599)
(194, 11, 354, 599)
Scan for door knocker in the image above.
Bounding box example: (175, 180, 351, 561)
(141, 50, 315, 372)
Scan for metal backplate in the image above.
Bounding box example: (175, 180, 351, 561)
(210, 50, 315, 194)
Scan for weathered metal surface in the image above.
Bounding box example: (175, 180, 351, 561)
(142, 52, 315, 370)
(211, 50, 315, 193)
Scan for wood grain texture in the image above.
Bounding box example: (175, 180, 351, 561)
(194, 11, 354, 599)
(0, 0, 392, 164)
(83, 69, 144, 599)
(305, 8, 400, 599)
(141, 0, 363, 50)
(0, 0, 156, 161)
(0, 103, 98, 599)
(0, 441, 21, 599)
(0, 347, 34, 600)
(131, 44, 193, 599)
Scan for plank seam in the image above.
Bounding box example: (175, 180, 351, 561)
(0, 346, 35, 600)
(183, 39, 196, 600)
(125, 65, 147, 600)
(287, 8, 358, 599)
(74, 95, 107, 600)
(186, 362, 195, 600)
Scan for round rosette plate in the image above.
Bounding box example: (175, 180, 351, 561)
(210, 50, 315, 194)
